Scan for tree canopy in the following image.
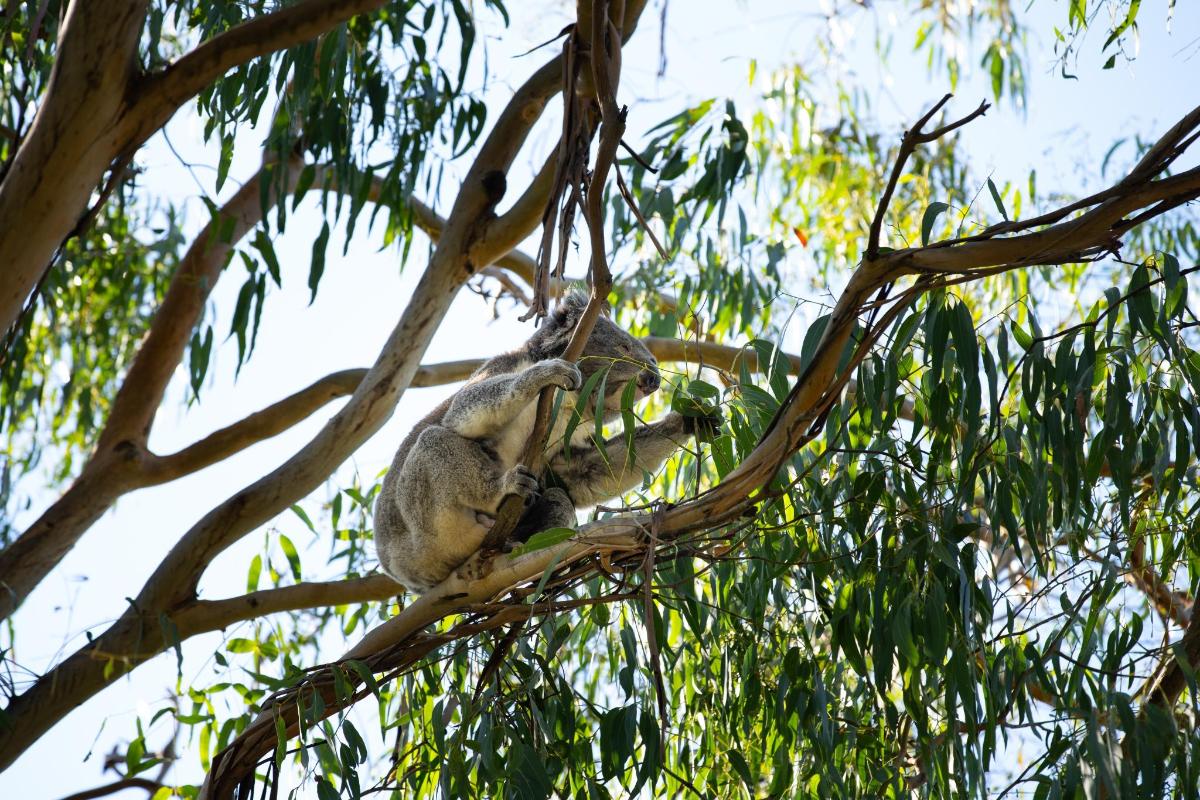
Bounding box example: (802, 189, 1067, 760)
(2, 1, 1200, 798)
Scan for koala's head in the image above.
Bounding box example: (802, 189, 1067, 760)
(528, 292, 661, 416)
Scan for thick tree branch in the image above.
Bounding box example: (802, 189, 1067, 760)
(145, 369, 367, 483)
(148, 361, 489, 482)
(0, 1, 148, 335)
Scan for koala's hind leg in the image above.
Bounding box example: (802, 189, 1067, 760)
(398, 426, 541, 588)
(511, 487, 577, 543)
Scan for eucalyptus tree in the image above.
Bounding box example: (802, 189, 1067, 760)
(2, 1, 1200, 798)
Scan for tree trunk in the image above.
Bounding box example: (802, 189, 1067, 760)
(0, 0, 148, 335)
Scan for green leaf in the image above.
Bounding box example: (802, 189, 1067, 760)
(246, 554, 262, 593)
(1011, 320, 1033, 350)
(921, 201, 950, 246)
(290, 504, 317, 535)
(508, 740, 553, 800)
(279, 534, 302, 580)
(308, 221, 330, 303)
(251, 230, 282, 286)
(511, 527, 576, 555)
(986, 177, 1009, 222)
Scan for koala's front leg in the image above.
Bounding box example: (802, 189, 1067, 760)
(549, 412, 702, 507)
(443, 359, 582, 439)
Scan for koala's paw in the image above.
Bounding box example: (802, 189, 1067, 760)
(537, 358, 583, 392)
(475, 511, 496, 529)
(501, 464, 540, 506)
(680, 408, 725, 442)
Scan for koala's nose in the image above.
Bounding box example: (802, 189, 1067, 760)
(637, 368, 661, 395)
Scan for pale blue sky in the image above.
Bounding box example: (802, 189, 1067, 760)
(3, 1, 1197, 796)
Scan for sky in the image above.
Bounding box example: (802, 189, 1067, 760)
(3, 0, 1199, 797)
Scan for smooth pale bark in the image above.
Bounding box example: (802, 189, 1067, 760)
(0, 0, 148, 335)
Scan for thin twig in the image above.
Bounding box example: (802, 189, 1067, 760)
(866, 95, 989, 260)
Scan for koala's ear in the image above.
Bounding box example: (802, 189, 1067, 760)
(552, 290, 589, 328)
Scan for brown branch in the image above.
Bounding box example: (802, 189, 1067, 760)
(1128, 538, 1193, 628)
(57, 778, 166, 800)
(145, 369, 367, 483)
(866, 95, 990, 260)
(175, 574, 401, 635)
(484, 0, 626, 550)
(1119, 599, 1200, 772)
(0, 1, 147, 338)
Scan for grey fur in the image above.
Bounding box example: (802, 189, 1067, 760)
(374, 294, 691, 593)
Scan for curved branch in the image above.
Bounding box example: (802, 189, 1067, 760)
(58, 777, 166, 800)
(175, 575, 401, 635)
(141, 1, 386, 123)
(886, 164, 1200, 277)
(145, 369, 366, 483)
(148, 361, 488, 482)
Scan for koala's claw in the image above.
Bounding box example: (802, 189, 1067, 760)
(501, 464, 540, 503)
(540, 358, 583, 392)
(475, 511, 496, 529)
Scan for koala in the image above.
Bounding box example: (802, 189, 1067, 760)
(374, 293, 709, 594)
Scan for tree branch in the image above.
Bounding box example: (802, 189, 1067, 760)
(484, 0, 626, 549)
(1127, 538, 1193, 628)
(175, 575, 400, 635)
(145, 369, 367, 483)
(148, 361, 491, 482)
(57, 777, 166, 800)
(866, 94, 990, 260)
